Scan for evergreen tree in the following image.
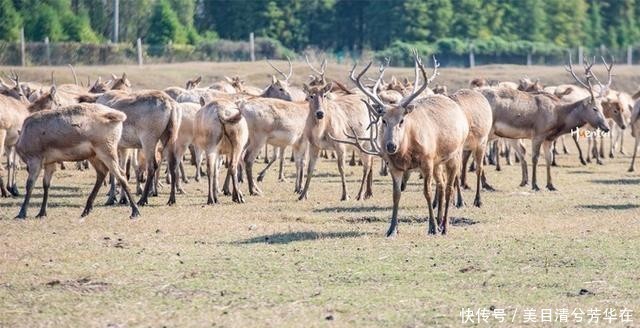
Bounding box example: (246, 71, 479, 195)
(0, 0, 22, 41)
(146, 0, 187, 45)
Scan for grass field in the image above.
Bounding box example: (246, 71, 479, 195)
(1, 63, 640, 327)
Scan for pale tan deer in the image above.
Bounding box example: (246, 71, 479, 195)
(336, 52, 468, 236)
(0, 72, 30, 197)
(194, 98, 248, 204)
(15, 103, 140, 219)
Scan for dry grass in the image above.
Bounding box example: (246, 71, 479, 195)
(0, 63, 639, 327)
(3, 61, 640, 93)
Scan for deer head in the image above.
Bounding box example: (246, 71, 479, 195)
(302, 82, 333, 120)
(110, 72, 131, 91)
(0, 71, 28, 102)
(186, 76, 202, 90)
(565, 55, 612, 132)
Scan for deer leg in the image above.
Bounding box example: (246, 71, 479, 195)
(573, 134, 587, 165)
(35, 164, 56, 219)
(495, 141, 502, 171)
(356, 153, 372, 201)
(166, 143, 179, 206)
(379, 159, 388, 176)
(460, 150, 471, 190)
(9, 147, 19, 196)
(599, 134, 605, 159)
(222, 160, 232, 196)
(82, 157, 108, 218)
(194, 146, 203, 182)
(455, 176, 465, 208)
(550, 140, 558, 167)
(619, 130, 626, 155)
(473, 145, 485, 207)
(257, 146, 278, 182)
(510, 139, 528, 187)
(16, 159, 42, 219)
(531, 138, 543, 191)
(206, 151, 218, 205)
(543, 140, 556, 191)
(401, 171, 410, 192)
(137, 145, 158, 206)
(593, 137, 603, 165)
(229, 139, 245, 204)
(293, 142, 306, 194)
(349, 150, 357, 166)
(609, 128, 616, 158)
(277, 147, 287, 182)
(97, 151, 140, 219)
(263, 143, 270, 164)
(335, 147, 349, 201)
(106, 173, 118, 205)
(244, 140, 264, 196)
(0, 134, 9, 197)
(628, 137, 640, 172)
(504, 142, 512, 165)
(441, 158, 459, 235)
(420, 162, 437, 235)
(434, 165, 445, 228)
(386, 169, 403, 238)
(298, 144, 320, 201)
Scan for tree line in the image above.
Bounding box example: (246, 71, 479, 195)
(0, 0, 638, 54)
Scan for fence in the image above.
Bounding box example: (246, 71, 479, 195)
(0, 38, 639, 68)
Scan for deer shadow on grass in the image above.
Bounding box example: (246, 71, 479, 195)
(589, 178, 640, 185)
(233, 230, 367, 245)
(577, 204, 640, 210)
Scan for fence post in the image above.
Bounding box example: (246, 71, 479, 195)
(113, 0, 119, 43)
(627, 45, 633, 66)
(137, 38, 143, 66)
(249, 32, 255, 62)
(468, 43, 475, 68)
(526, 52, 532, 66)
(20, 27, 25, 67)
(44, 37, 51, 66)
(578, 46, 583, 66)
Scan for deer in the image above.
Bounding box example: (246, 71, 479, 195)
(82, 86, 181, 207)
(164, 76, 202, 100)
(296, 76, 376, 202)
(334, 52, 468, 236)
(14, 103, 140, 219)
(0, 72, 30, 197)
(264, 57, 306, 102)
(480, 56, 612, 191)
(194, 98, 248, 204)
(628, 93, 640, 172)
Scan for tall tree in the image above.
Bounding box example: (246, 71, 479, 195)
(0, 0, 22, 41)
(146, 0, 187, 45)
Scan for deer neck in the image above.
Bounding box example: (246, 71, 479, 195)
(556, 99, 588, 133)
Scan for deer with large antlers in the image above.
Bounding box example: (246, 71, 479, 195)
(480, 56, 611, 191)
(334, 52, 469, 236)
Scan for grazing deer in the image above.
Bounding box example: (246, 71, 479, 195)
(481, 56, 612, 191)
(15, 103, 140, 219)
(194, 98, 248, 204)
(336, 52, 468, 236)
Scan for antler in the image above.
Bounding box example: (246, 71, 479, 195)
(349, 59, 388, 112)
(266, 56, 293, 81)
(328, 126, 382, 157)
(4, 70, 20, 87)
(400, 51, 438, 108)
(564, 53, 594, 92)
(589, 55, 614, 97)
(304, 55, 327, 79)
(68, 64, 78, 86)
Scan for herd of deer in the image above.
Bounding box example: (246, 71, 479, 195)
(1, 51, 639, 237)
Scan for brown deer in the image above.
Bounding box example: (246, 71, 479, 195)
(15, 103, 140, 219)
(336, 52, 468, 236)
(481, 56, 612, 191)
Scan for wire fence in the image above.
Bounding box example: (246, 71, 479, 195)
(1, 39, 639, 68)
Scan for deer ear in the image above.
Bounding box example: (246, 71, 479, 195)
(49, 85, 56, 98)
(199, 96, 206, 107)
(322, 82, 333, 94)
(271, 75, 277, 84)
(224, 76, 233, 83)
(111, 73, 118, 80)
(122, 72, 127, 79)
(302, 83, 310, 94)
(195, 76, 202, 84)
(404, 104, 416, 115)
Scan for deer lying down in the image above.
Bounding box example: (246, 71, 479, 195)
(194, 98, 248, 204)
(15, 104, 140, 219)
